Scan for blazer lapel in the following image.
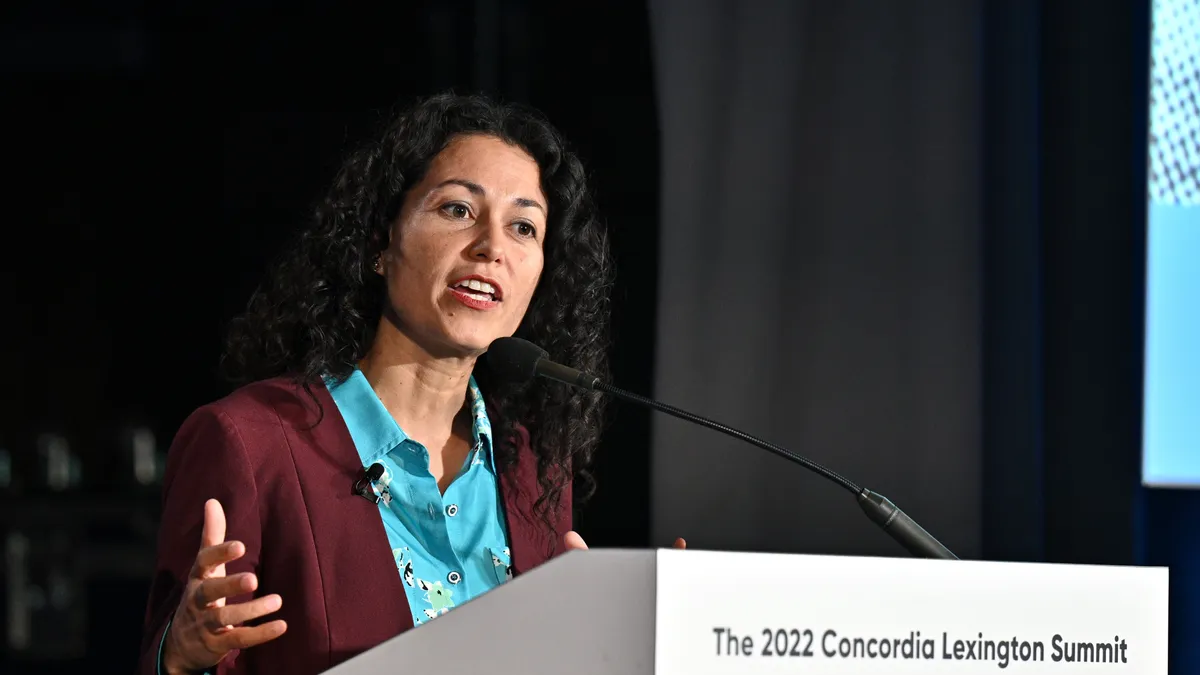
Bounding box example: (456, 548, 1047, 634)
(500, 464, 545, 577)
(281, 383, 413, 667)
(498, 425, 564, 577)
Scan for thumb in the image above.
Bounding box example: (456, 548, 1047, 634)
(563, 531, 588, 551)
(201, 499, 227, 549)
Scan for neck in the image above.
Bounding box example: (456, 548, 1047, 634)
(358, 321, 476, 445)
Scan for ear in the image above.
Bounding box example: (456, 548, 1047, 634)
(370, 228, 393, 277)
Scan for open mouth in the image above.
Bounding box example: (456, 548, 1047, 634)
(449, 278, 502, 304)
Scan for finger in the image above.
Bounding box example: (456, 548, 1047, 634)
(563, 531, 588, 550)
(201, 499, 227, 549)
(190, 541, 246, 580)
(673, 537, 687, 550)
(213, 620, 288, 652)
(194, 573, 258, 609)
(207, 594, 282, 630)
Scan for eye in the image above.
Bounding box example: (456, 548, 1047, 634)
(513, 221, 537, 238)
(441, 202, 472, 219)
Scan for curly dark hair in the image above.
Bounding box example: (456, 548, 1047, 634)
(221, 92, 611, 522)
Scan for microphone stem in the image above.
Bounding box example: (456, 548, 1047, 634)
(593, 381, 958, 560)
(594, 382, 861, 494)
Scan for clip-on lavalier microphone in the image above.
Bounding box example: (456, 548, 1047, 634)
(353, 462, 386, 504)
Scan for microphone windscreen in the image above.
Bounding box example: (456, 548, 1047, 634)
(486, 337, 548, 383)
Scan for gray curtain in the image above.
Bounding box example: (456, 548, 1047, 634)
(648, 0, 983, 558)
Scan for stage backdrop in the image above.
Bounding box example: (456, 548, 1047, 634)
(647, 0, 983, 558)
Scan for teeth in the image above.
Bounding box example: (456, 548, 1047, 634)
(453, 279, 498, 302)
(460, 279, 496, 295)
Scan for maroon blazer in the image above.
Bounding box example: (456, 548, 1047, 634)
(137, 378, 571, 675)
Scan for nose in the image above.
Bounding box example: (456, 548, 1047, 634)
(468, 216, 507, 263)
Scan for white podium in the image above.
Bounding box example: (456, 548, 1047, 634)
(324, 549, 1169, 674)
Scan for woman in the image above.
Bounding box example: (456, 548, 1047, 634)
(137, 93, 659, 675)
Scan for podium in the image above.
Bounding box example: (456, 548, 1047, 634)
(324, 549, 1169, 674)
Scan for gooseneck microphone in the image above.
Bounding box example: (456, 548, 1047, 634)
(486, 337, 958, 560)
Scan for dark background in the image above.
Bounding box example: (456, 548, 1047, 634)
(2, 0, 1196, 672)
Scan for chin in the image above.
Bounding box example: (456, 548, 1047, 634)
(440, 325, 506, 356)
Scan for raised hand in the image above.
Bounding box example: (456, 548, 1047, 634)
(161, 499, 287, 675)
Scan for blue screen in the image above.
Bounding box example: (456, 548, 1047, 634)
(1143, 0, 1200, 487)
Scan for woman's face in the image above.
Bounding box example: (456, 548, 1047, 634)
(380, 134, 548, 357)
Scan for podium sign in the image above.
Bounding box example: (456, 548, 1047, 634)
(655, 550, 1168, 674)
(324, 549, 1167, 675)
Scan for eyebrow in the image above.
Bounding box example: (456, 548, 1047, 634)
(433, 178, 546, 215)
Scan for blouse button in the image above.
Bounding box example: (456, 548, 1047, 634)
(446, 504, 459, 517)
(448, 571, 462, 584)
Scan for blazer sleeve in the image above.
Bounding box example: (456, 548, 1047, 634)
(137, 405, 262, 675)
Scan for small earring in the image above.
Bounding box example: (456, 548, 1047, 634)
(373, 256, 382, 273)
